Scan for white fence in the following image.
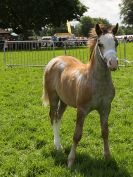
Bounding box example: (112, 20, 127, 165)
(3, 40, 89, 67)
(117, 40, 133, 67)
(2, 40, 133, 68)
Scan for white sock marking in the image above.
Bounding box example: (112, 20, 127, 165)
(53, 120, 62, 150)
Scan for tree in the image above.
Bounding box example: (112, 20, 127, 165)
(0, 0, 87, 39)
(76, 16, 111, 37)
(93, 18, 110, 27)
(120, 0, 133, 25)
(78, 16, 94, 37)
(121, 26, 133, 35)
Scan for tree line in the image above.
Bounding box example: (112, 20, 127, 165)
(0, 0, 133, 39)
(76, 17, 133, 37)
(0, 0, 87, 39)
(41, 16, 133, 38)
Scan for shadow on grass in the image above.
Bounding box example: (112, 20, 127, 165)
(51, 148, 131, 177)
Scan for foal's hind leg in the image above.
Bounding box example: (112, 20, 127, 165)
(58, 100, 67, 120)
(49, 91, 60, 150)
(52, 100, 67, 151)
(49, 93, 67, 151)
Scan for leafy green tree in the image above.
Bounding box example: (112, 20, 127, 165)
(0, 0, 87, 39)
(117, 27, 125, 35)
(78, 16, 94, 37)
(121, 26, 133, 35)
(76, 16, 111, 37)
(120, 0, 133, 25)
(93, 18, 110, 27)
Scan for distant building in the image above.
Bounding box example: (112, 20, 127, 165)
(0, 28, 11, 50)
(0, 28, 10, 40)
(54, 33, 74, 41)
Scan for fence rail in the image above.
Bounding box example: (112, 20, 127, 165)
(2, 40, 133, 68)
(3, 40, 89, 67)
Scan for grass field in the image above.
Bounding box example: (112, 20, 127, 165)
(0, 45, 133, 177)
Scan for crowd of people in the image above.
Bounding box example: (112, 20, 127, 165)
(124, 36, 133, 42)
(117, 35, 133, 42)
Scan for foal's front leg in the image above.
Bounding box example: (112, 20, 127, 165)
(99, 106, 111, 159)
(68, 109, 85, 168)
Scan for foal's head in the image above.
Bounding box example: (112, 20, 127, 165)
(95, 23, 119, 71)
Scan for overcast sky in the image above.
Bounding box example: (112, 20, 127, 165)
(80, 0, 122, 25)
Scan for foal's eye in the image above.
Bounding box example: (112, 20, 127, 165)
(98, 43, 103, 48)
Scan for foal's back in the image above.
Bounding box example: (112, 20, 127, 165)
(45, 56, 91, 108)
(45, 55, 83, 72)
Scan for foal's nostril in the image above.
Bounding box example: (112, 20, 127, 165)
(108, 59, 118, 71)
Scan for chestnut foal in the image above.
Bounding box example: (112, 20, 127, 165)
(42, 23, 119, 168)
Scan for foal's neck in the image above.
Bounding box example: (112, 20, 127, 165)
(89, 47, 112, 81)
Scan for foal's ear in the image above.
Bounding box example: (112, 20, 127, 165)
(95, 24, 102, 36)
(112, 23, 119, 35)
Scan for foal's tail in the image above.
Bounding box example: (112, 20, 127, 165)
(42, 75, 49, 106)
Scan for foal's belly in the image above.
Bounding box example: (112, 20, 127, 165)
(56, 88, 77, 108)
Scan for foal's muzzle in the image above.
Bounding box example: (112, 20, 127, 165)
(104, 50, 118, 71)
(107, 57, 118, 71)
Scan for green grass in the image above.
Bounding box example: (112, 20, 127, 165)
(0, 45, 133, 177)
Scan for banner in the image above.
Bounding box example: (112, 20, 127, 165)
(67, 20, 72, 34)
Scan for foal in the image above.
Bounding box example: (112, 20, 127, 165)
(42, 23, 119, 168)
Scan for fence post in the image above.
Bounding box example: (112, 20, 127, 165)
(3, 41, 7, 68)
(64, 41, 67, 55)
(124, 39, 127, 67)
(52, 41, 55, 57)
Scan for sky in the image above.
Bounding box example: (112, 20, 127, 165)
(80, 0, 122, 25)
